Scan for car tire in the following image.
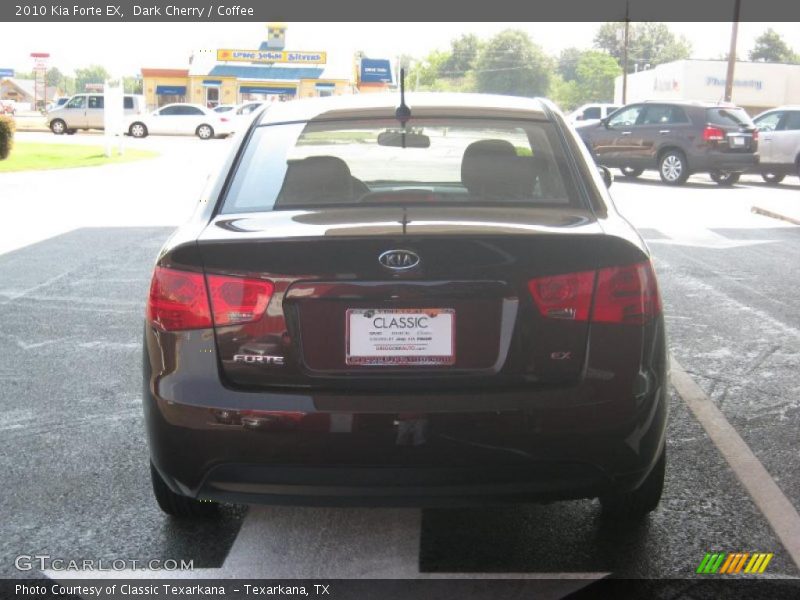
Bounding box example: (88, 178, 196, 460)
(196, 124, 214, 140)
(50, 119, 66, 135)
(709, 170, 741, 186)
(600, 447, 666, 520)
(620, 166, 644, 178)
(658, 150, 689, 185)
(761, 172, 785, 185)
(129, 122, 148, 138)
(150, 463, 218, 518)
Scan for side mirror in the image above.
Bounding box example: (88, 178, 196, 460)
(601, 117, 610, 129)
(575, 115, 584, 121)
(598, 165, 613, 188)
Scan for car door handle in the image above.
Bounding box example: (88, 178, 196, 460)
(659, 130, 671, 134)
(762, 137, 772, 142)
(620, 131, 632, 136)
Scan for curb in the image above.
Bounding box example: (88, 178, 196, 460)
(751, 205, 800, 226)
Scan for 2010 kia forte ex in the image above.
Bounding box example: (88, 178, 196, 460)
(143, 92, 668, 520)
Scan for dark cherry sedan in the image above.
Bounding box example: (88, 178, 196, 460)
(143, 93, 668, 519)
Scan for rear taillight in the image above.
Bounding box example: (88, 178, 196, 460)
(702, 125, 726, 142)
(147, 267, 212, 331)
(146, 267, 274, 331)
(528, 271, 595, 321)
(206, 274, 274, 326)
(528, 261, 660, 325)
(592, 262, 661, 325)
(220, 117, 229, 122)
(751, 129, 759, 141)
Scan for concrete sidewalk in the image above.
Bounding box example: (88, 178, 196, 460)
(752, 194, 800, 226)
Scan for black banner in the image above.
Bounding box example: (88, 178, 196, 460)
(3, 578, 800, 600)
(1, 0, 800, 22)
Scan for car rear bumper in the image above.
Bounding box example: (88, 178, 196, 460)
(143, 327, 669, 507)
(691, 152, 759, 173)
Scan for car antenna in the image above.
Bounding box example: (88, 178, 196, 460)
(395, 68, 411, 126)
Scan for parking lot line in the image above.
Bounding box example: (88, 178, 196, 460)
(671, 357, 800, 570)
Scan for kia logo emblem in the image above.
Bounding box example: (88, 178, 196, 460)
(379, 249, 420, 271)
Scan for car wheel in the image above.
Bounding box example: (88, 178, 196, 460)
(129, 122, 148, 138)
(150, 463, 218, 518)
(658, 150, 689, 185)
(761, 172, 785, 185)
(600, 447, 666, 520)
(50, 119, 66, 135)
(196, 124, 214, 140)
(709, 170, 741, 186)
(620, 166, 644, 178)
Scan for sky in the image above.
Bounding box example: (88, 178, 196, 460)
(0, 22, 798, 77)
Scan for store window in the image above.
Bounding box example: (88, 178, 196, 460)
(157, 94, 185, 108)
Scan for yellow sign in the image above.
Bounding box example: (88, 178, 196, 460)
(217, 49, 326, 64)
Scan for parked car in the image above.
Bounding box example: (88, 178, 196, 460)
(751, 106, 800, 184)
(228, 101, 269, 132)
(0, 100, 16, 115)
(143, 93, 668, 519)
(127, 103, 233, 139)
(567, 103, 621, 125)
(577, 100, 759, 185)
(45, 97, 69, 112)
(48, 93, 146, 134)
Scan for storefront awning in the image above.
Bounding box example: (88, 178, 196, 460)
(155, 85, 186, 95)
(239, 85, 296, 96)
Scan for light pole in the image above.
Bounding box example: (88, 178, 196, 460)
(621, 1, 630, 104)
(724, 0, 742, 102)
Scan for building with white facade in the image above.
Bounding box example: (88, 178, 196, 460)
(615, 59, 800, 115)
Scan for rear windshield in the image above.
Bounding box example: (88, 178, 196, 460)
(706, 107, 754, 128)
(221, 117, 582, 214)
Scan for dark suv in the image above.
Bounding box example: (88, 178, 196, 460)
(577, 101, 759, 185)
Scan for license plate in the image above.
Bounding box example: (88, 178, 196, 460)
(346, 308, 455, 366)
(729, 136, 746, 147)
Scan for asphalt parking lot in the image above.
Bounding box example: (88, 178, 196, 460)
(1, 132, 799, 585)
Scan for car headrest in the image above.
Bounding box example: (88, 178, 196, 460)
(461, 139, 536, 200)
(277, 156, 354, 206)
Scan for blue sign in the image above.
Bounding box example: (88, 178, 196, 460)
(239, 85, 296, 96)
(360, 59, 392, 84)
(202, 79, 222, 87)
(155, 85, 186, 95)
(0, 68, 14, 78)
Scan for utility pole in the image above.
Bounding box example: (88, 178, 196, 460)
(621, 1, 630, 104)
(724, 0, 742, 102)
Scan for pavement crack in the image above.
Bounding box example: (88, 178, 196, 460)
(746, 344, 781, 375)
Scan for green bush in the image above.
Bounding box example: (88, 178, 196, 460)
(0, 116, 14, 160)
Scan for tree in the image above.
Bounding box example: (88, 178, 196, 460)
(74, 65, 110, 92)
(551, 51, 622, 111)
(595, 22, 692, 72)
(575, 51, 622, 103)
(474, 29, 552, 97)
(123, 76, 143, 94)
(439, 33, 481, 77)
(46, 67, 63, 87)
(557, 47, 583, 82)
(749, 28, 799, 63)
(407, 50, 450, 90)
